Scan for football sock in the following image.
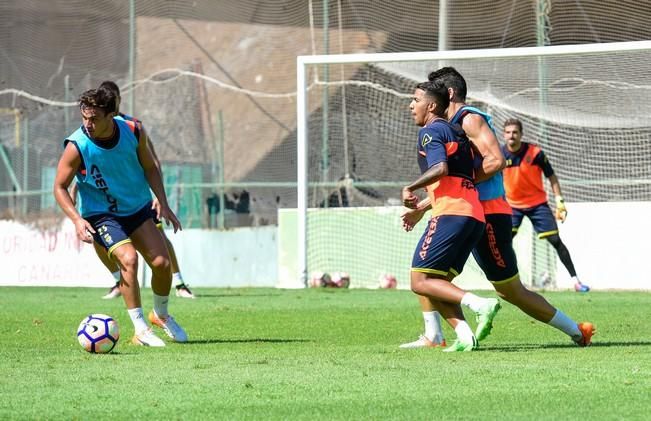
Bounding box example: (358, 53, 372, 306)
(454, 321, 475, 344)
(111, 270, 121, 282)
(553, 240, 577, 277)
(571, 275, 582, 285)
(423, 311, 444, 341)
(153, 293, 169, 318)
(127, 307, 149, 333)
(172, 272, 184, 287)
(460, 292, 487, 313)
(548, 309, 581, 340)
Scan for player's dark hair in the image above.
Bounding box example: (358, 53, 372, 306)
(99, 80, 120, 97)
(415, 80, 449, 116)
(427, 66, 467, 102)
(78, 88, 117, 115)
(504, 118, 523, 132)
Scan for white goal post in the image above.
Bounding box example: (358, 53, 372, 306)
(295, 40, 651, 289)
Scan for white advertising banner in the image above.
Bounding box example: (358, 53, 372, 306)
(553, 201, 651, 290)
(0, 219, 114, 287)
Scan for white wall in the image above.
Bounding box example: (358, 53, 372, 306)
(2, 202, 649, 289)
(0, 219, 277, 288)
(277, 202, 651, 291)
(0, 219, 113, 287)
(551, 202, 651, 290)
(157, 226, 277, 287)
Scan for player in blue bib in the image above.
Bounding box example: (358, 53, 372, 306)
(70, 80, 195, 300)
(54, 87, 188, 347)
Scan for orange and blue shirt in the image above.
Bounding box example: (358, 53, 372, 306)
(501, 142, 554, 209)
(417, 119, 484, 222)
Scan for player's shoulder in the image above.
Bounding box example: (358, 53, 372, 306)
(523, 142, 543, 153)
(116, 112, 142, 124)
(459, 110, 490, 132)
(420, 119, 454, 139)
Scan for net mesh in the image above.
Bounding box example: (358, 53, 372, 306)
(303, 45, 651, 288)
(1, 1, 651, 286)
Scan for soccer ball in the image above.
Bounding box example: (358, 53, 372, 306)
(77, 314, 120, 353)
(379, 273, 397, 289)
(331, 271, 350, 288)
(308, 271, 332, 288)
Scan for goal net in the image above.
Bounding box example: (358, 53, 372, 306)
(295, 41, 651, 289)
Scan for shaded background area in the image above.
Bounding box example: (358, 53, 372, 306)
(0, 0, 650, 228)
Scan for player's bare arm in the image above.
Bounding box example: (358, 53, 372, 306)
(548, 174, 563, 197)
(402, 161, 448, 208)
(401, 197, 432, 232)
(53, 143, 95, 243)
(136, 125, 182, 232)
(69, 181, 78, 207)
(137, 125, 165, 215)
(462, 113, 505, 182)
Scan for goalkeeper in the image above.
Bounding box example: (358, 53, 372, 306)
(501, 118, 589, 292)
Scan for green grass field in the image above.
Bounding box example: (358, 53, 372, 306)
(1, 287, 650, 419)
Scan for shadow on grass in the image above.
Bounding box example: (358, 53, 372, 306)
(480, 340, 651, 352)
(185, 338, 312, 345)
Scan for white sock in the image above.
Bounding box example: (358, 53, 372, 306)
(423, 311, 444, 342)
(111, 270, 121, 282)
(127, 307, 149, 333)
(172, 272, 184, 286)
(549, 310, 581, 340)
(460, 292, 488, 313)
(572, 275, 581, 284)
(153, 293, 169, 319)
(454, 321, 475, 344)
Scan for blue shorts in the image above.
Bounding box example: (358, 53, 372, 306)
(512, 203, 558, 239)
(86, 202, 153, 257)
(411, 215, 485, 278)
(472, 213, 519, 283)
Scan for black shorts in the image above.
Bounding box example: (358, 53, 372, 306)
(86, 202, 153, 257)
(472, 213, 519, 283)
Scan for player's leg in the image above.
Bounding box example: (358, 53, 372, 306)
(163, 233, 195, 298)
(494, 278, 594, 345)
(93, 241, 122, 299)
(410, 216, 499, 351)
(109, 244, 141, 312)
(545, 233, 588, 291)
(446, 218, 502, 348)
(476, 212, 593, 344)
(130, 218, 188, 342)
(474, 213, 555, 322)
(88, 215, 165, 346)
(530, 204, 589, 292)
(399, 295, 446, 348)
(410, 271, 478, 352)
(153, 216, 195, 298)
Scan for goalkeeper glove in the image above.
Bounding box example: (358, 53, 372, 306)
(555, 195, 567, 222)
